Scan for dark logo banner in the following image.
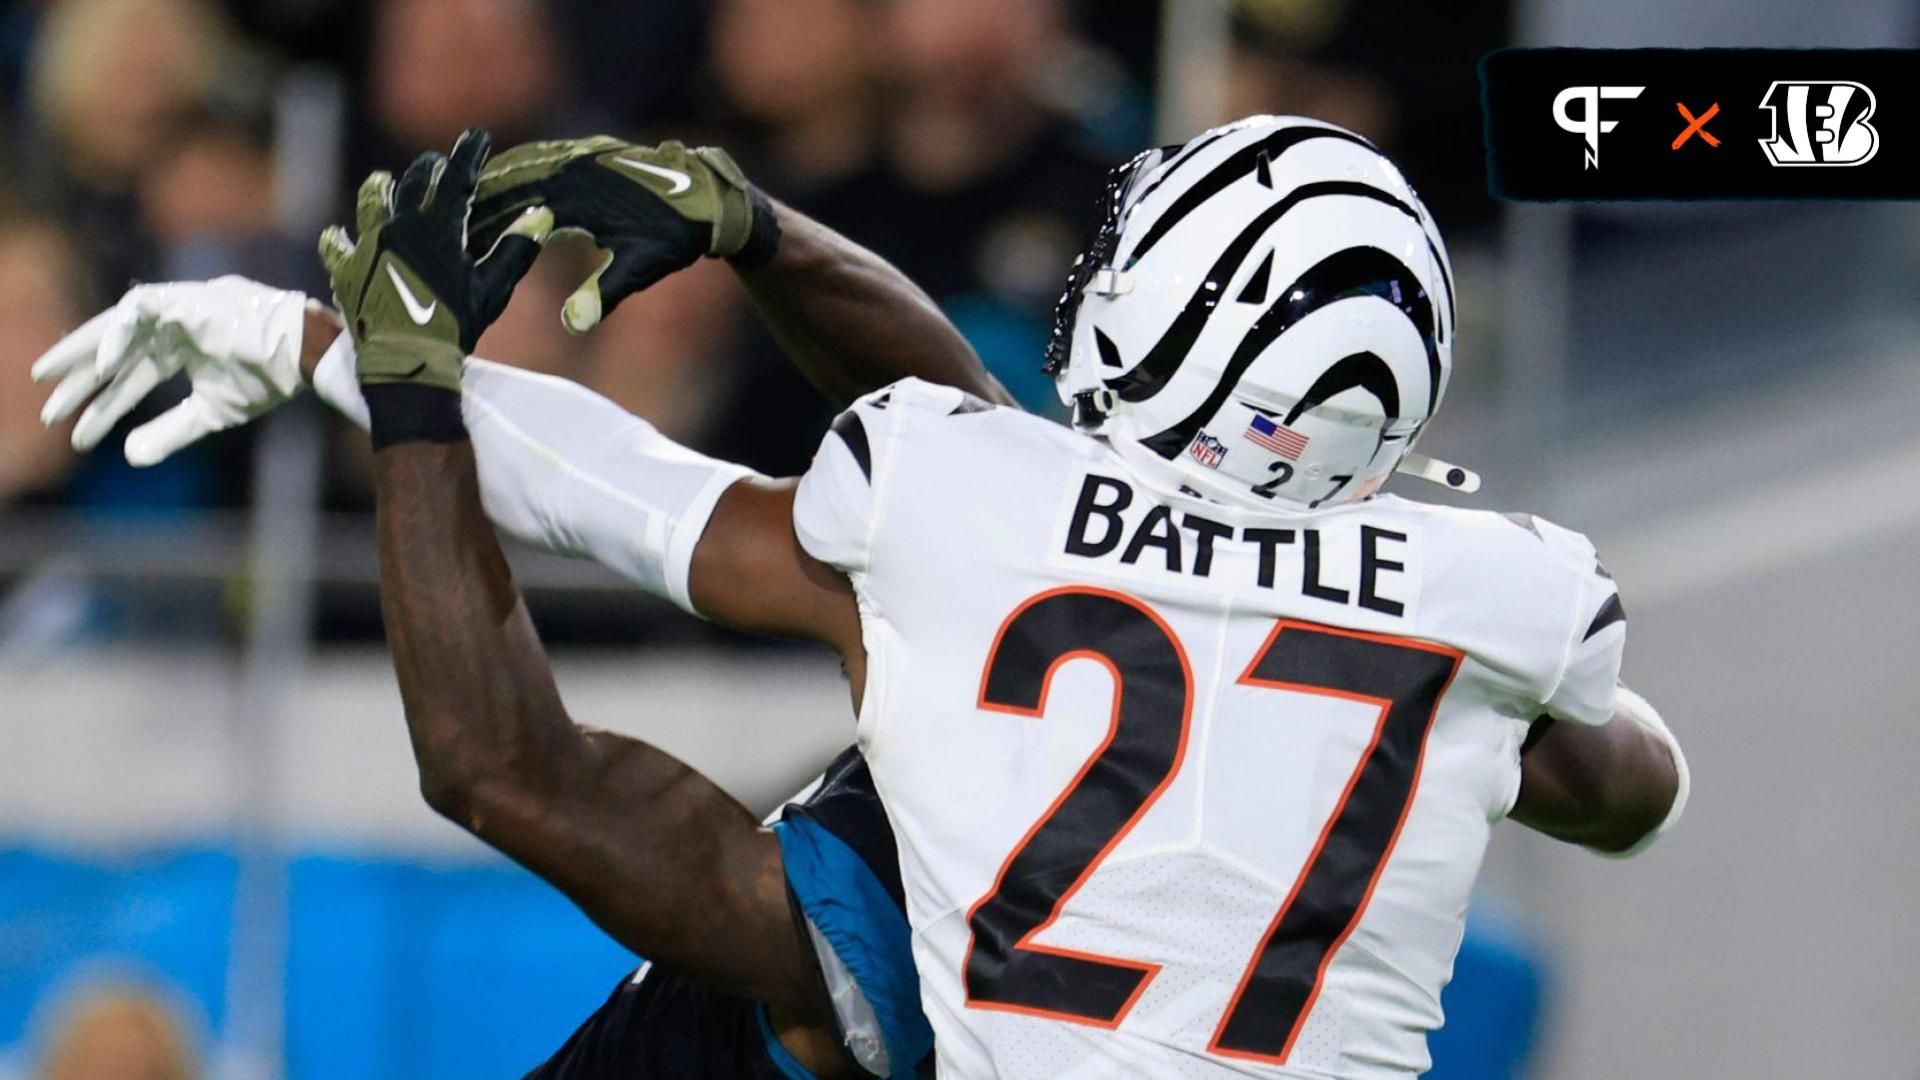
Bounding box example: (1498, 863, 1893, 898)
(1482, 48, 1920, 199)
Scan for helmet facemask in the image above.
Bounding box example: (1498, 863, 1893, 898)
(1044, 144, 1176, 429)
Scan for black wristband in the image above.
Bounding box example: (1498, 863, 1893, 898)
(727, 185, 782, 269)
(366, 383, 467, 450)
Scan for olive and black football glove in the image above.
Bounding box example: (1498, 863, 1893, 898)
(319, 128, 553, 393)
(467, 136, 779, 334)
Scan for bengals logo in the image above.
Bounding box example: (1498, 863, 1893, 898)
(1758, 81, 1879, 166)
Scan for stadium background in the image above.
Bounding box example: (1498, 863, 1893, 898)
(1, 0, 1917, 1077)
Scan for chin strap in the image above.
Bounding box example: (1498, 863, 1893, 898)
(1396, 451, 1481, 494)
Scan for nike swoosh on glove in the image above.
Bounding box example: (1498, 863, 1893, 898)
(319, 128, 553, 391)
(467, 136, 779, 334)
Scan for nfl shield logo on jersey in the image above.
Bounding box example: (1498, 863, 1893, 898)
(1189, 432, 1228, 469)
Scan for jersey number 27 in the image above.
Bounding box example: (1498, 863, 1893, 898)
(963, 586, 1461, 1065)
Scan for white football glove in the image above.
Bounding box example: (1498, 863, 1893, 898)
(32, 276, 314, 467)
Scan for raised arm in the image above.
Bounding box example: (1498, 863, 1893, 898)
(317, 134, 848, 1062)
(34, 275, 864, 652)
(372, 438, 828, 1014)
(38, 134, 1005, 646)
(468, 135, 1015, 408)
(1511, 685, 1688, 856)
(295, 307, 862, 653)
(734, 201, 1014, 407)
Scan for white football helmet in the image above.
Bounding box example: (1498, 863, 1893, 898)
(1047, 115, 1477, 509)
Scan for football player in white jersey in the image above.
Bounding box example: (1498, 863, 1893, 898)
(32, 119, 1685, 1078)
(775, 118, 1680, 1077)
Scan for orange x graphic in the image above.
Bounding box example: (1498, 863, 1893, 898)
(1672, 102, 1721, 149)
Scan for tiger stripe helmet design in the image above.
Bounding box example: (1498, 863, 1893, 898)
(1048, 115, 1472, 510)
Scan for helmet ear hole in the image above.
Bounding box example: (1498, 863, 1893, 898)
(1095, 328, 1124, 368)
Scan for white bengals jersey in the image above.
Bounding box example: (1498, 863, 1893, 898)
(793, 379, 1624, 1079)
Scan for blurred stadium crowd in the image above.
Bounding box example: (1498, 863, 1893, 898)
(0, 0, 1504, 646)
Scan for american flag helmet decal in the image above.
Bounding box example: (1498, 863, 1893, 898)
(1246, 414, 1309, 460)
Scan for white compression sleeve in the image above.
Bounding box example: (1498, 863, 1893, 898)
(313, 334, 755, 614)
(312, 331, 370, 429)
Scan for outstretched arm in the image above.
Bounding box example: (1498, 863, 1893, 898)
(43, 137, 1005, 646)
(322, 132, 854, 1072)
(735, 201, 1015, 407)
(304, 201, 1013, 416)
(300, 307, 865, 654)
(373, 437, 828, 1019)
(1511, 685, 1687, 855)
(467, 135, 1015, 408)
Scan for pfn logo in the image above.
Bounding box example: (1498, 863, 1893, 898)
(1758, 81, 1879, 166)
(1553, 85, 1645, 169)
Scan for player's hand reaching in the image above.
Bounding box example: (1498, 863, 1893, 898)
(467, 136, 779, 334)
(31, 276, 317, 467)
(320, 128, 552, 391)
